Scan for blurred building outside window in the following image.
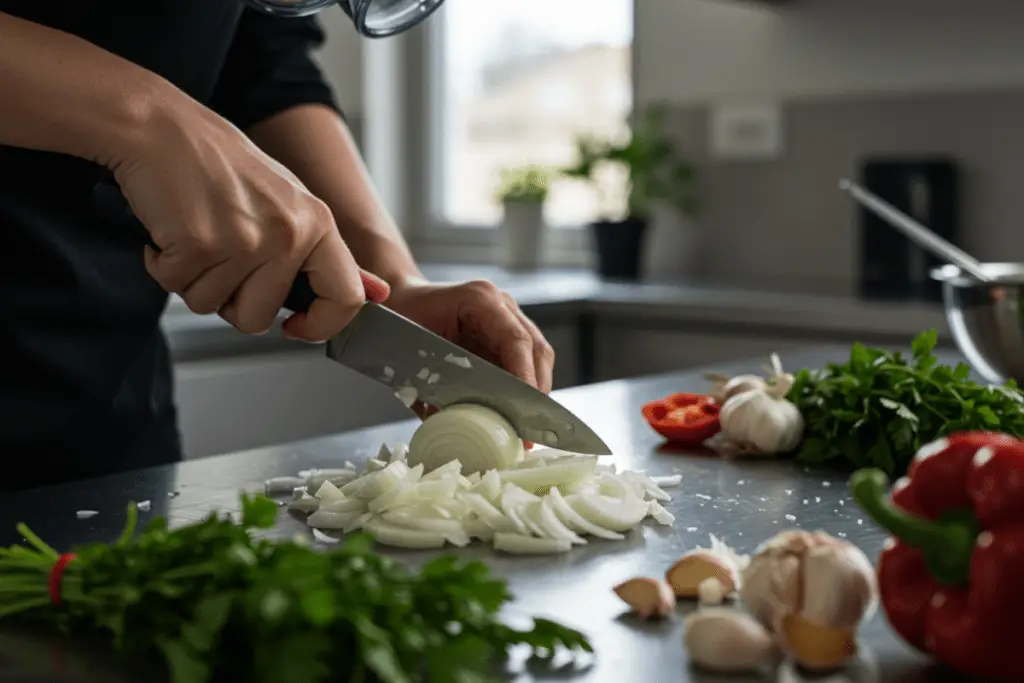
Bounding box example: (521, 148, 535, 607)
(434, 0, 633, 229)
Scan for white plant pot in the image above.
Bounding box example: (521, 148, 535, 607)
(643, 206, 701, 280)
(499, 200, 545, 271)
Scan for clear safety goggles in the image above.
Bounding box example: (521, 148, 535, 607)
(243, 0, 445, 38)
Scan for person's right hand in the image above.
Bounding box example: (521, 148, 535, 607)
(107, 89, 373, 342)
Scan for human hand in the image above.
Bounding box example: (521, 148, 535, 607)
(108, 89, 371, 342)
(386, 278, 555, 412)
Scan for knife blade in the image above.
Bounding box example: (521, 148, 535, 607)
(285, 273, 612, 455)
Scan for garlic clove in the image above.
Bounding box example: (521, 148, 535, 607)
(740, 551, 802, 630)
(683, 608, 777, 673)
(800, 540, 879, 629)
(666, 550, 738, 598)
(777, 612, 857, 671)
(613, 577, 676, 619)
(697, 577, 728, 606)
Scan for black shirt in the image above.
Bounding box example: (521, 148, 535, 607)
(0, 1, 339, 488)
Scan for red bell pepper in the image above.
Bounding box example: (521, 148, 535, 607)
(849, 431, 1024, 681)
(641, 393, 720, 446)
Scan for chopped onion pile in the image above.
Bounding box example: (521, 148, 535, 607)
(266, 443, 681, 554)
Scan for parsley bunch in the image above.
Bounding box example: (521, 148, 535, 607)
(0, 495, 591, 683)
(787, 329, 1024, 476)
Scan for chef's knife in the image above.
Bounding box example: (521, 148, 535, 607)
(92, 174, 610, 454)
(284, 274, 613, 455)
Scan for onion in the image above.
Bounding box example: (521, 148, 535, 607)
(498, 456, 597, 495)
(271, 422, 681, 554)
(363, 517, 447, 549)
(494, 533, 572, 555)
(408, 404, 524, 474)
(288, 494, 321, 514)
(566, 494, 649, 532)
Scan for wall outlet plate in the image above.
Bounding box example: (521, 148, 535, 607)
(709, 101, 784, 161)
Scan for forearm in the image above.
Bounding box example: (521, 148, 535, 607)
(0, 13, 165, 167)
(246, 104, 423, 286)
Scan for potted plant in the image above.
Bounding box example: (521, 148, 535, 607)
(495, 165, 552, 271)
(563, 105, 698, 279)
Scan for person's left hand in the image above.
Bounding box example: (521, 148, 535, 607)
(385, 278, 555, 398)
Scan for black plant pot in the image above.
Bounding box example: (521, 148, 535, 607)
(590, 218, 649, 280)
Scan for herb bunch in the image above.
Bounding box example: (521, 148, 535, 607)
(787, 330, 1024, 476)
(0, 495, 591, 683)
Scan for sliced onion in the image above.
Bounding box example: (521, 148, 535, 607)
(461, 519, 495, 541)
(545, 487, 623, 540)
(314, 480, 344, 502)
(343, 512, 373, 534)
(648, 501, 675, 526)
(364, 458, 388, 472)
(650, 474, 682, 488)
(461, 493, 516, 531)
(515, 503, 548, 538)
(498, 495, 530, 535)
(367, 482, 414, 513)
(421, 459, 462, 481)
(311, 528, 342, 544)
(319, 497, 366, 514)
(445, 531, 471, 547)
(493, 533, 571, 555)
(567, 493, 649, 532)
(265, 476, 305, 495)
(471, 470, 503, 502)
(408, 404, 524, 475)
(498, 456, 598, 495)
(288, 494, 321, 514)
(380, 510, 464, 534)
(595, 472, 633, 500)
(344, 461, 408, 501)
(364, 517, 447, 549)
(413, 478, 459, 500)
(307, 510, 358, 529)
(532, 498, 586, 544)
(429, 497, 469, 518)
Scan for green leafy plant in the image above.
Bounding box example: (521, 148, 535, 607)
(562, 104, 698, 221)
(496, 166, 552, 204)
(0, 494, 591, 683)
(788, 330, 1024, 476)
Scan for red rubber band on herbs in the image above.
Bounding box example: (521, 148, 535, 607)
(49, 553, 77, 606)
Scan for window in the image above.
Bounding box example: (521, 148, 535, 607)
(431, 0, 633, 229)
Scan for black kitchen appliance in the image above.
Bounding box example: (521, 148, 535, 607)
(857, 158, 960, 302)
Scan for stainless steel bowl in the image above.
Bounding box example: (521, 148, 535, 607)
(932, 263, 1024, 383)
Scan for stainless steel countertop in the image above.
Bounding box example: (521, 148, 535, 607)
(0, 347, 968, 682)
(162, 265, 950, 362)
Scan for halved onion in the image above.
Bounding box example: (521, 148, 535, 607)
(408, 404, 524, 474)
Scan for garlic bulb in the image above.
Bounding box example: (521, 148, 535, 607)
(740, 530, 878, 633)
(705, 372, 767, 403)
(718, 354, 804, 454)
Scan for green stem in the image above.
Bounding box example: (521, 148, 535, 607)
(849, 469, 977, 585)
(117, 503, 139, 547)
(0, 596, 49, 618)
(11, 526, 58, 562)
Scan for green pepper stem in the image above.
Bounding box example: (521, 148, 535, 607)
(849, 468, 976, 585)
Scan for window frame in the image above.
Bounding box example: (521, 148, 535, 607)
(398, 1, 637, 267)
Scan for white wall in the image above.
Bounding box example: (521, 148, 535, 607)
(314, 7, 365, 113)
(635, 0, 1024, 105)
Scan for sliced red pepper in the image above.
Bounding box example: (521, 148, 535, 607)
(849, 431, 1024, 682)
(641, 392, 720, 446)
